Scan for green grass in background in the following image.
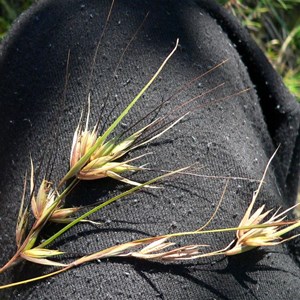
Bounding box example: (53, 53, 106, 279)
(218, 0, 300, 101)
(0, 0, 34, 38)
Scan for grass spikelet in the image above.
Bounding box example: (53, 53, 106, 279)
(21, 248, 67, 267)
(60, 39, 180, 186)
(120, 239, 206, 261)
(16, 173, 29, 248)
(223, 205, 300, 255)
(219, 148, 300, 255)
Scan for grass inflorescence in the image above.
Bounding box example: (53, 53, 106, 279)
(0, 0, 299, 292)
(218, 0, 300, 101)
(0, 40, 299, 288)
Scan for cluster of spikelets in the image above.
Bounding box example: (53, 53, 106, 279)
(69, 118, 147, 182)
(66, 102, 183, 186)
(0, 40, 181, 275)
(0, 40, 300, 290)
(4, 155, 300, 290)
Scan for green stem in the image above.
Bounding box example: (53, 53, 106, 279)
(128, 222, 298, 244)
(38, 167, 186, 248)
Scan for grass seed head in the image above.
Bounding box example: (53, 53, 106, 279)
(221, 149, 300, 255)
(21, 248, 67, 267)
(31, 180, 57, 220)
(70, 125, 98, 168)
(16, 206, 29, 249)
(69, 118, 148, 183)
(224, 204, 300, 255)
(31, 179, 84, 225)
(63, 39, 179, 185)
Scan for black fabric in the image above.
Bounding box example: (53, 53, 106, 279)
(0, 0, 299, 299)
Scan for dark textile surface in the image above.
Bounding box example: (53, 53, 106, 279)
(0, 0, 299, 299)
